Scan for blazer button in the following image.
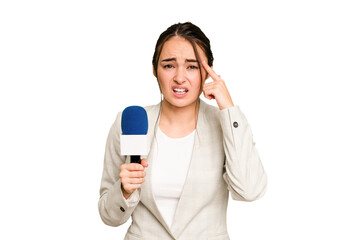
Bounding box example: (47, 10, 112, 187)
(233, 121, 239, 128)
(120, 206, 125, 212)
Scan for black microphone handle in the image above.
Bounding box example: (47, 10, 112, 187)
(131, 155, 141, 164)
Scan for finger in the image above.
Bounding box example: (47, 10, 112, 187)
(125, 184, 142, 191)
(127, 163, 144, 171)
(203, 91, 215, 100)
(203, 93, 215, 100)
(128, 178, 145, 184)
(141, 159, 148, 168)
(203, 80, 226, 92)
(128, 171, 146, 178)
(204, 81, 221, 99)
(203, 82, 218, 94)
(201, 60, 221, 81)
(120, 163, 143, 171)
(202, 87, 215, 100)
(122, 178, 143, 187)
(203, 81, 216, 89)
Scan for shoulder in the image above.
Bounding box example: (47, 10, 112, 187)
(144, 103, 161, 124)
(199, 100, 220, 119)
(198, 100, 223, 130)
(144, 103, 161, 114)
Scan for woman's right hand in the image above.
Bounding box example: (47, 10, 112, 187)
(119, 159, 148, 199)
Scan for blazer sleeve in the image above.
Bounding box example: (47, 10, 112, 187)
(220, 106, 267, 202)
(98, 112, 141, 226)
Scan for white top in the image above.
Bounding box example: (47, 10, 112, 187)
(151, 126, 195, 227)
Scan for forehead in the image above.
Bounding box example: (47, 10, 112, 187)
(159, 36, 206, 60)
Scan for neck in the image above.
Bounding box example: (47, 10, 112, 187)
(160, 99, 199, 126)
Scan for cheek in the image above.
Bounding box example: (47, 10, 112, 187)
(187, 71, 202, 88)
(157, 71, 172, 90)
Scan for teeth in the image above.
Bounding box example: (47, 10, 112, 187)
(174, 88, 187, 93)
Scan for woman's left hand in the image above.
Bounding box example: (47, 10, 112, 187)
(201, 60, 234, 110)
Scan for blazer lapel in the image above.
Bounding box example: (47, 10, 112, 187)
(140, 100, 209, 239)
(140, 103, 174, 236)
(170, 100, 207, 238)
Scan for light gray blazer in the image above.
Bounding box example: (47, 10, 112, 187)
(98, 100, 267, 240)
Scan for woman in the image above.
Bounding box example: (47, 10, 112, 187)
(98, 22, 267, 240)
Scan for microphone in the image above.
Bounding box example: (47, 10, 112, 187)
(120, 106, 149, 164)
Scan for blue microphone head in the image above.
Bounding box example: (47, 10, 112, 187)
(121, 106, 148, 135)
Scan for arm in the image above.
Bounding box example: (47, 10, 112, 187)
(220, 106, 267, 201)
(98, 112, 141, 226)
(201, 60, 267, 201)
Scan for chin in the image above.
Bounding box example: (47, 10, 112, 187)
(165, 96, 198, 109)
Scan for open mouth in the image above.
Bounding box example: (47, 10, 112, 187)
(173, 87, 189, 94)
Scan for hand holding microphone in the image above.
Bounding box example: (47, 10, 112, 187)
(119, 159, 148, 199)
(119, 106, 149, 199)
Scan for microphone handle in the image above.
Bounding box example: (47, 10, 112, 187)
(131, 155, 141, 164)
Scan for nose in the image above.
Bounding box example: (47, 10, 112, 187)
(173, 68, 186, 84)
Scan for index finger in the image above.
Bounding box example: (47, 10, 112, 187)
(127, 163, 145, 171)
(201, 60, 221, 81)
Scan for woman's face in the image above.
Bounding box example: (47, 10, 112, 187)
(155, 36, 208, 109)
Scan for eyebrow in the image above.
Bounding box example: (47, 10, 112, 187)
(161, 58, 198, 63)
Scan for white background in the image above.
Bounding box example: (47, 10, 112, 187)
(1, 0, 360, 239)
